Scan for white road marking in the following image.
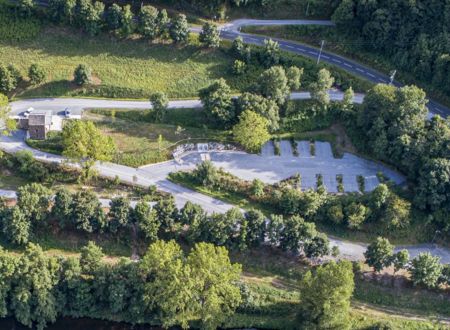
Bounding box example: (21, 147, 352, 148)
(356, 68, 364, 73)
(344, 63, 352, 68)
(332, 59, 342, 63)
(367, 73, 376, 78)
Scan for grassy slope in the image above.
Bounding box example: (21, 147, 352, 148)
(0, 27, 235, 99)
(242, 25, 450, 108)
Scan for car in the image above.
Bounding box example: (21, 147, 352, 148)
(64, 108, 71, 117)
(23, 107, 34, 117)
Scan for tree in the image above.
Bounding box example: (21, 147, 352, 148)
(202, 208, 242, 247)
(298, 260, 354, 330)
(192, 160, 219, 187)
(17, 183, 51, 223)
(393, 249, 409, 273)
(169, 14, 189, 43)
(235, 93, 280, 132)
(28, 63, 45, 85)
(139, 240, 193, 328)
(76, 0, 104, 36)
(13, 150, 48, 181)
(382, 194, 411, 230)
(51, 188, 73, 228)
(231, 36, 245, 59)
(279, 215, 316, 253)
(415, 158, 450, 211)
(180, 202, 207, 243)
(364, 237, 394, 272)
(0, 64, 18, 94)
(244, 209, 266, 247)
(153, 197, 179, 233)
(120, 5, 134, 36)
(262, 39, 280, 67)
(70, 190, 106, 233)
(410, 253, 443, 289)
(251, 178, 265, 198)
(345, 202, 367, 229)
(256, 66, 290, 106)
(342, 86, 354, 112)
(232, 60, 246, 75)
(199, 22, 220, 48)
(132, 201, 159, 241)
(150, 92, 169, 122)
(157, 9, 170, 39)
(2, 206, 30, 245)
(0, 248, 16, 318)
(199, 78, 234, 128)
(138, 5, 159, 40)
(62, 120, 116, 162)
(108, 197, 131, 233)
(233, 110, 270, 153)
(286, 66, 303, 90)
(310, 68, 334, 108)
(105, 3, 122, 31)
(10, 244, 59, 330)
(0, 93, 17, 135)
(187, 242, 242, 329)
(304, 233, 330, 259)
(369, 183, 390, 210)
(73, 64, 92, 86)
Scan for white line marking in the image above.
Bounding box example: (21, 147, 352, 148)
(286, 45, 294, 49)
(332, 59, 341, 63)
(322, 55, 330, 59)
(308, 51, 316, 55)
(344, 63, 352, 68)
(356, 68, 364, 73)
(296, 48, 305, 52)
(367, 73, 376, 78)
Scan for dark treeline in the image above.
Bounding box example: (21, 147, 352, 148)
(348, 84, 450, 234)
(0, 240, 243, 330)
(332, 0, 450, 98)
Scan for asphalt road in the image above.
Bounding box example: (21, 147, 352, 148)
(219, 19, 450, 117)
(9, 91, 366, 116)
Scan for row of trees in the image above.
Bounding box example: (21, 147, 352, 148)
(364, 237, 450, 289)
(355, 83, 450, 232)
(0, 179, 332, 259)
(332, 0, 450, 97)
(0, 240, 242, 330)
(22, 0, 191, 41)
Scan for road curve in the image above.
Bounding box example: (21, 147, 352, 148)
(1, 131, 450, 263)
(218, 19, 450, 117)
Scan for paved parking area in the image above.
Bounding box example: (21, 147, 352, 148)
(178, 140, 405, 193)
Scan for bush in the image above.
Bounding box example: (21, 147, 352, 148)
(73, 64, 92, 86)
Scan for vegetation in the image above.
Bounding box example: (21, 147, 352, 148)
(232, 110, 270, 153)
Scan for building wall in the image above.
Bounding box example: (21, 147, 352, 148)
(28, 125, 47, 140)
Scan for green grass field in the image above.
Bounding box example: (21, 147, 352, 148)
(85, 109, 232, 167)
(0, 26, 236, 99)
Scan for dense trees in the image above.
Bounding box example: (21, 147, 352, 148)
(364, 237, 394, 272)
(0, 240, 243, 330)
(356, 83, 450, 231)
(0, 64, 20, 94)
(298, 260, 354, 330)
(332, 0, 450, 99)
(0, 93, 17, 136)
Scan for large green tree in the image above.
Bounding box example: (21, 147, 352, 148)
(233, 110, 270, 153)
(199, 78, 235, 128)
(297, 260, 354, 330)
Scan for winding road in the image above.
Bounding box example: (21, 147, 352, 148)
(218, 19, 450, 117)
(2, 18, 450, 262)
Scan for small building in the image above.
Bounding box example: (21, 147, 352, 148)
(27, 111, 52, 140)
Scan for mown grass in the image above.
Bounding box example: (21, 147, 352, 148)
(85, 110, 232, 167)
